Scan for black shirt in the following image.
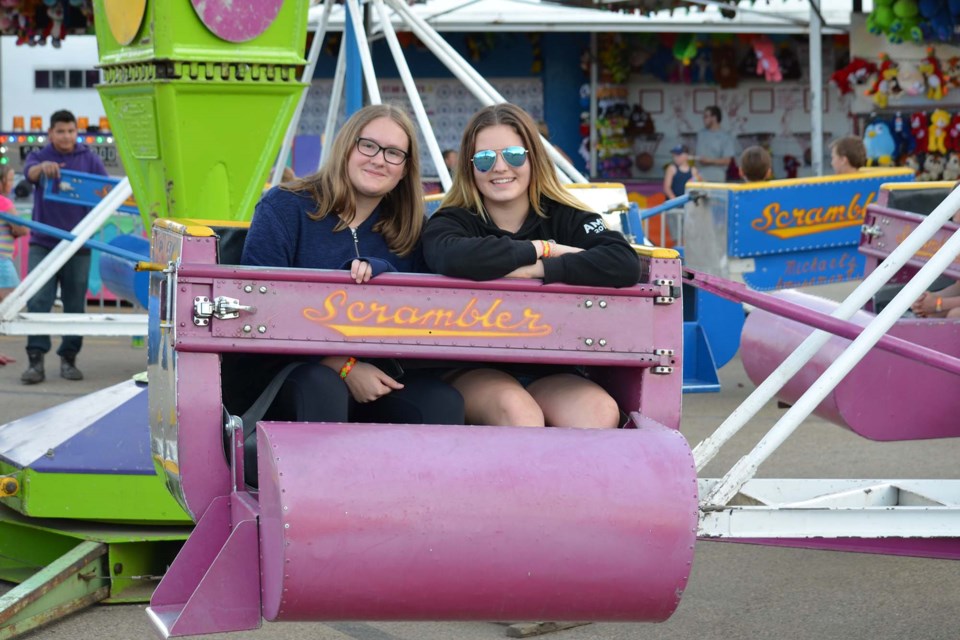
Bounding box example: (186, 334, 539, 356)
(423, 198, 641, 287)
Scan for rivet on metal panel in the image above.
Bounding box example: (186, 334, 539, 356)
(258, 326, 267, 334)
(259, 286, 268, 293)
(584, 338, 594, 346)
(584, 300, 593, 308)
(598, 300, 607, 308)
(598, 339, 607, 346)
(243, 325, 252, 333)
(244, 285, 253, 293)
(284, 523, 290, 529)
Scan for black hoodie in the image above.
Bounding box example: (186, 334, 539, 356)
(423, 198, 641, 287)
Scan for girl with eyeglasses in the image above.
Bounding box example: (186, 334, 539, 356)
(423, 103, 641, 429)
(228, 104, 463, 485)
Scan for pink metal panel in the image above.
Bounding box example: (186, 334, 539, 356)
(741, 290, 960, 440)
(257, 420, 697, 623)
(860, 206, 960, 281)
(148, 495, 262, 637)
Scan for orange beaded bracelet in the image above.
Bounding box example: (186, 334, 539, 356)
(936, 296, 943, 313)
(339, 356, 357, 380)
(541, 239, 551, 258)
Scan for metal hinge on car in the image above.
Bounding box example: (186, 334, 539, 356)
(653, 279, 681, 305)
(193, 296, 256, 326)
(652, 348, 675, 374)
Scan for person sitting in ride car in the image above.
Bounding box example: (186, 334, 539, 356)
(423, 103, 640, 429)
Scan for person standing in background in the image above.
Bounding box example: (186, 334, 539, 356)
(694, 105, 736, 183)
(442, 149, 459, 175)
(661, 145, 701, 246)
(20, 110, 108, 384)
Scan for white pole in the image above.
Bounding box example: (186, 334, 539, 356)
(692, 185, 960, 471)
(371, 0, 451, 192)
(272, 0, 333, 186)
(704, 222, 960, 507)
(809, 0, 824, 176)
(345, 0, 381, 104)
(383, 0, 588, 184)
(321, 35, 348, 169)
(0, 179, 132, 320)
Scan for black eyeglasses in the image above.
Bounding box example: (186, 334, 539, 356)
(356, 137, 408, 165)
(471, 146, 529, 173)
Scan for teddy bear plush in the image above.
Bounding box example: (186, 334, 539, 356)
(942, 152, 960, 180)
(753, 37, 782, 82)
(918, 153, 944, 181)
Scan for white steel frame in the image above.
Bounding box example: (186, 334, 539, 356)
(0, 178, 146, 337)
(696, 186, 960, 538)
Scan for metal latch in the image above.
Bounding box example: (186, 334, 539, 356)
(193, 296, 256, 326)
(861, 224, 883, 238)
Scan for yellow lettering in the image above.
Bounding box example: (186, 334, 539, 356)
(752, 203, 776, 231)
(303, 290, 346, 323)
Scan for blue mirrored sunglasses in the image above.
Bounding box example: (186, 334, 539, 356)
(471, 146, 529, 173)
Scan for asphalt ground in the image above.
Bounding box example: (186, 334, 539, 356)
(0, 325, 958, 640)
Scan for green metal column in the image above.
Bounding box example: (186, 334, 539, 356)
(92, 0, 308, 228)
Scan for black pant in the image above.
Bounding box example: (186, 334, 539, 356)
(243, 363, 464, 486)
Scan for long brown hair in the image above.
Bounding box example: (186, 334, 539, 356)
(439, 103, 587, 220)
(284, 104, 424, 257)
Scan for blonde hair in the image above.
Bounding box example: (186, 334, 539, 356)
(284, 104, 424, 257)
(439, 103, 587, 220)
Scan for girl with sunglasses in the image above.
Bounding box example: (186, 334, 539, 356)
(423, 103, 641, 429)
(227, 104, 463, 485)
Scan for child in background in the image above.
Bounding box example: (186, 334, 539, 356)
(740, 146, 773, 182)
(0, 167, 28, 366)
(830, 136, 867, 174)
(663, 145, 701, 200)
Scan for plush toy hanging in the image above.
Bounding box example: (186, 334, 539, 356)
(865, 53, 902, 108)
(919, 47, 948, 100)
(830, 58, 877, 95)
(928, 108, 951, 154)
(864, 119, 897, 166)
(753, 37, 782, 82)
(673, 34, 699, 67)
(830, 57, 878, 95)
(911, 111, 930, 154)
(892, 111, 915, 158)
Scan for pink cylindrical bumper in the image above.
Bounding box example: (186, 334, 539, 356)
(257, 421, 697, 622)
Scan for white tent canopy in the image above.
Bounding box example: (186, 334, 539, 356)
(308, 0, 855, 34)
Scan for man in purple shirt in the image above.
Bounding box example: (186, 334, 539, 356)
(20, 110, 107, 384)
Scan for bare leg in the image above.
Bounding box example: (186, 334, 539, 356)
(526, 374, 619, 429)
(449, 368, 544, 427)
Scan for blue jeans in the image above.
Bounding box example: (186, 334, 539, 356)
(25, 244, 91, 357)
